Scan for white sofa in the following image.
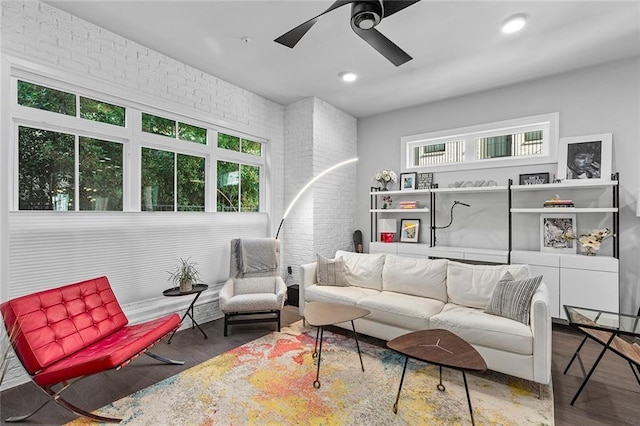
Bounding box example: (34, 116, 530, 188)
(299, 251, 552, 387)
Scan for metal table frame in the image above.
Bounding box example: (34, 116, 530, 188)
(162, 284, 209, 343)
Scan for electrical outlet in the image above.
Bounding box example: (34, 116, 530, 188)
(287, 266, 293, 275)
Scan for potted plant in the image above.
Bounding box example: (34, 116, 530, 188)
(168, 257, 201, 293)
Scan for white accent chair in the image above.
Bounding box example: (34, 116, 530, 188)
(219, 238, 287, 336)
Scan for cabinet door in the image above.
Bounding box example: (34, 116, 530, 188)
(560, 268, 619, 319)
(528, 265, 560, 318)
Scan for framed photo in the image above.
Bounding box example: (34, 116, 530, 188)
(400, 172, 417, 191)
(400, 219, 420, 243)
(540, 213, 576, 253)
(519, 172, 550, 185)
(416, 172, 434, 190)
(557, 133, 612, 182)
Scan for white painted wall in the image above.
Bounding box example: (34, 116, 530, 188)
(357, 56, 640, 315)
(282, 98, 357, 286)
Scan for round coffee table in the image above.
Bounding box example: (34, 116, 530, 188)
(304, 301, 370, 388)
(387, 329, 487, 425)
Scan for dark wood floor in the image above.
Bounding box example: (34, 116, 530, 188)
(1, 306, 638, 425)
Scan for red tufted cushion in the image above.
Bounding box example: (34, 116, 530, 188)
(1, 276, 128, 375)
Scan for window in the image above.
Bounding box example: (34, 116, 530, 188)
(141, 148, 205, 212)
(13, 74, 266, 213)
(402, 113, 558, 172)
(218, 132, 262, 157)
(18, 126, 123, 211)
(142, 112, 206, 144)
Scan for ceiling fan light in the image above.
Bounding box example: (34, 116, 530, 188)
(354, 12, 379, 30)
(351, 1, 382, 30)
(502, 14, 527, 34)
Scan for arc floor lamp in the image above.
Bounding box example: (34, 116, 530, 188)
(275, 157, 358, 239)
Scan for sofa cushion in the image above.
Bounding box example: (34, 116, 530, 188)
(446, 261, 530, 309)
(356, 291, 443, 331)
(484, 273, 543, 325)
(336, 251, 385, 291)
(430, 303, 533, 355)
(316, 254, 348, 287)
(304, 284, 379, 306)
(382, 255, 448, 302)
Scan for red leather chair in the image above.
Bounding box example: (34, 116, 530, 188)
(1, 276, 183, 423)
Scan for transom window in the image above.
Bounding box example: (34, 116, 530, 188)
(402, 113, 558, 172)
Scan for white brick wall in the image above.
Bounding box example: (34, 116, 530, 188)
(282, 97, 357, 286)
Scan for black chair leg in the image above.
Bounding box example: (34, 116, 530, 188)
(277, 310, 281, 331)
(224, 314, 228, 336)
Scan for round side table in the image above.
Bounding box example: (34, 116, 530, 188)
(162, 283, 208, 343)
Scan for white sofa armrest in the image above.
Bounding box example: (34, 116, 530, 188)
(530, 281, 552, 385)
(299, 262, 318, 316)
(219, 278, 234, 312)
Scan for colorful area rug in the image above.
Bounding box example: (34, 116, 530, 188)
(69, 321, 553, 425)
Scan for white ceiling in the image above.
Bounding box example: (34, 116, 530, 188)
(45, 1, 640, 118)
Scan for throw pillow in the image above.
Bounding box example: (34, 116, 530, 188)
(316, 254, 348, 287)
(484, 272, 543, 325)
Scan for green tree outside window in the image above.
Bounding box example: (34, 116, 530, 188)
(17, 81, 76, 116)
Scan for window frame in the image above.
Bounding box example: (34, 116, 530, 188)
(401, 113, 559, 172)
(8, 64, 268, 213)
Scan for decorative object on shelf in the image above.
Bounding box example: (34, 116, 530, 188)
(400, 219, 420, 243)
(378, 219, 396, 243)
(416, 172, 433, 190)
(543, 194, 574, 208)
(578, 228, 615, 256)
(382, 194, 393, 209)
(373, 169, 397, 191)
(519, 172, 550, 185)
(540, 213, 576, 254)
(399, 200, 418, 209)
(167, 257, 201, 293)
(399, 172, 417, 191)
(557, 133, 612, 183)
(448, 180, 498, 188)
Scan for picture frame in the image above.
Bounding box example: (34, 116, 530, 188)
(557, 133, 612, 182)
(519, 172, 550, 185)
(400, 219, 420, 243)
(416, 172, 434, 190)
(399, 172, 417, 191)
(540, 213, 576, 253)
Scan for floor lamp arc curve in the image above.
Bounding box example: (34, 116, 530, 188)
(275, 157, 358, 239)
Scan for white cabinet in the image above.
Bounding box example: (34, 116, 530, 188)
(511, 250, 618, 319)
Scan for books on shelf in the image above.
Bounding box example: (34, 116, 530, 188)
(398, 201, 420, 209)
(543, 194, 574, 208)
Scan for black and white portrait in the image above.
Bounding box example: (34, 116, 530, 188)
(566, 141, 601, 180)
(557, 134, 612, 183)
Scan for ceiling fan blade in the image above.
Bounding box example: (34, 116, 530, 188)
(381, 0, 421, 18)
(350, 23, 412, 66)
(275, 0, 356, 48)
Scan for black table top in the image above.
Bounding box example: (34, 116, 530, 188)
(162, 283, 208, 297)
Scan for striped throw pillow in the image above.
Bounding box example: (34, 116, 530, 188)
(317, 254, 348, 287)
(484, 272, 543, 325)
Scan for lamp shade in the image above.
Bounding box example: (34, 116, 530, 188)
(378, 219, 396, 233)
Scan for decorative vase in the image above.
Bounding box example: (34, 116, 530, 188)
(180, 279, 193, 293)
(379, 181, 389, 191)
(580, 245, 598, 256)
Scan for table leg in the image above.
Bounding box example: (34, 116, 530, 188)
(570, 333, 615, 405)
(564, 335, 589, 374)
(462, 371, 476, 426)
(313, 327, 324, 388)
(393, 356, 409, 414)
(437, 365, 445, 391)
(167, 292, 207, 343)
(350, 320, 365, 372)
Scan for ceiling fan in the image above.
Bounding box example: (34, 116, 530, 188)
(274, 0, 421, 67)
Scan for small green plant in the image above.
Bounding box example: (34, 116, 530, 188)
(167, 257, 201, 289)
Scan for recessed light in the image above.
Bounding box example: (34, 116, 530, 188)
(502, 14, 527, 34)
(339, 72, 358, 82)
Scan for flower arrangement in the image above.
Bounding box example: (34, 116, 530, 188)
(578, 228, 615, 255)
(382, 195, 393, 209)
(373, 169, 398, 190)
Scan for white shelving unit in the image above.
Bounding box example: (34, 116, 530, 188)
(509, 175, 620, 319)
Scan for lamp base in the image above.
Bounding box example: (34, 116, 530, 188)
(381, 233, 395, 243)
